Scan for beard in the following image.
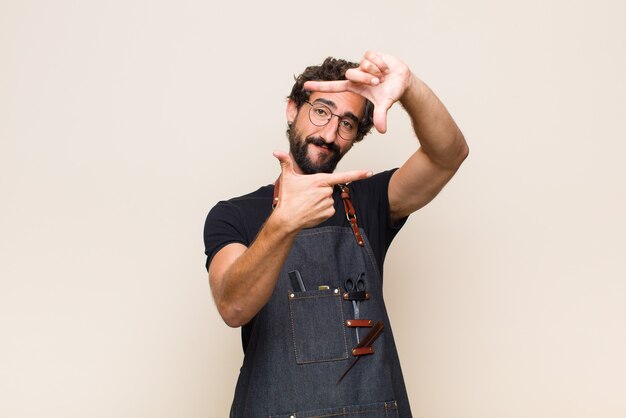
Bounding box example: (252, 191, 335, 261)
(288, 125, 344, 174)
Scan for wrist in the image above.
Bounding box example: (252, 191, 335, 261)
(400, 72, 421, 103)
(266, 207, 302, 238)
(400, 73, 432, 115)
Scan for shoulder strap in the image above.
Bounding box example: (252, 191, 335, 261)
(339, 184, 365, 247)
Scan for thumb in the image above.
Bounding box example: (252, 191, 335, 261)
(373, 105, 388, 134)
(273, 150, 293, 176)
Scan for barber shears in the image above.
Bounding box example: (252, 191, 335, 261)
(343, 273, 368, 343)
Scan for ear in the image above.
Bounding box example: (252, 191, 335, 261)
(286, 99, 298, 125)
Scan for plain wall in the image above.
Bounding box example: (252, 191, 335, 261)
(1, 0, 625, 416)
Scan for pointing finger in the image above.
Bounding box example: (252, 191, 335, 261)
(304, 79, 351, 93)
(320, 169, 373, 186)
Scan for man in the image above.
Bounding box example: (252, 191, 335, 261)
(204, 51, 468, 417)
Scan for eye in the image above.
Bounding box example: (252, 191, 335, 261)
(313, 106, 331, 118)
(340, 119, 356, 131)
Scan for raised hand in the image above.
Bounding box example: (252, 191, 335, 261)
(303, 51, 413, 134)
(272, 150, 372, 231)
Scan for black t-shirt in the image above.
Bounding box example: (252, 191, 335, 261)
(204, 169, 407, 350)
(203, 169, 405, 276)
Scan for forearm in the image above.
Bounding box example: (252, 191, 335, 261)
(387, 71, 469, 221)
(400, 74, 468, 169)
(211, 213, 298, 327)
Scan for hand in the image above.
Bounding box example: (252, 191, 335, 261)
(303, 51, 413, 134)
(272, 151, 372, 231)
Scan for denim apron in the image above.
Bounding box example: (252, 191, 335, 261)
(230, 188, 412, 417)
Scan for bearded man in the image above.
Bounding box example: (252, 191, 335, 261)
(203, 50, 468, 417)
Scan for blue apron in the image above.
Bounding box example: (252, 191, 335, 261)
(230, 189, 412, 417)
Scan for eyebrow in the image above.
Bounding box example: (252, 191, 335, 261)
(312, 98, 360, 123)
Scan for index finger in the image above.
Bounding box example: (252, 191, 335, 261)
(303, 79, 350, 93)
(319, 169, 373, 186)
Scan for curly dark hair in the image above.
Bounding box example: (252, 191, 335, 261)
(287, 57, 374, 142)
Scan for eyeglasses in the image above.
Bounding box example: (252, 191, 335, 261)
(304, 101, 360, 141)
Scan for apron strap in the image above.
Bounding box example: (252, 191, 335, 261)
(339, 184, 365, 247)
(272, 178, 365, 247)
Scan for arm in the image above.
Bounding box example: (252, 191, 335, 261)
(304, 51, 469, 224)
(209, 215, 298, 328)
(209, 151, 372, 327)
(389, 72, 468, 223)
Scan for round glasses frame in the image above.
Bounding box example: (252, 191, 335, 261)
(304, 101, 359, 141)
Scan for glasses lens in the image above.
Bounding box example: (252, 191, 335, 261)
(308, 103, 331, 126)
(337, 118, 358, 141)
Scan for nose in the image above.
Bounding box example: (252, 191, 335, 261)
(319, 115, 340, 143)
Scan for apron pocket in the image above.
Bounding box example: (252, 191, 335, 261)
(288, 288, 348, 364)
(270, 400, 399, 418)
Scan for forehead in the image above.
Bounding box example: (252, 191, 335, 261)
(308, 91, 366, 118)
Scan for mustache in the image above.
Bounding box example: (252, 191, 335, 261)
(306, 137, 340, 154)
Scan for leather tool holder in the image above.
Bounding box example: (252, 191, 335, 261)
(344, 291, 372, 329)
(351, 321, 384, 356)
(352, 346, 375, 356)
(345, 319, 373, 328)
(343, 290, 370, 301)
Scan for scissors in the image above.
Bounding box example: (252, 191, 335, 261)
(344, 273, 366, 343)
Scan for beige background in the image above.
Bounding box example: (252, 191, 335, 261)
(1, 0, 625, 416)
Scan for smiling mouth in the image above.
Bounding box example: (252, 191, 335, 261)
(309, 143, 335, 158)
(307, 138, 337, 154)
(313, 143, 332, 151)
